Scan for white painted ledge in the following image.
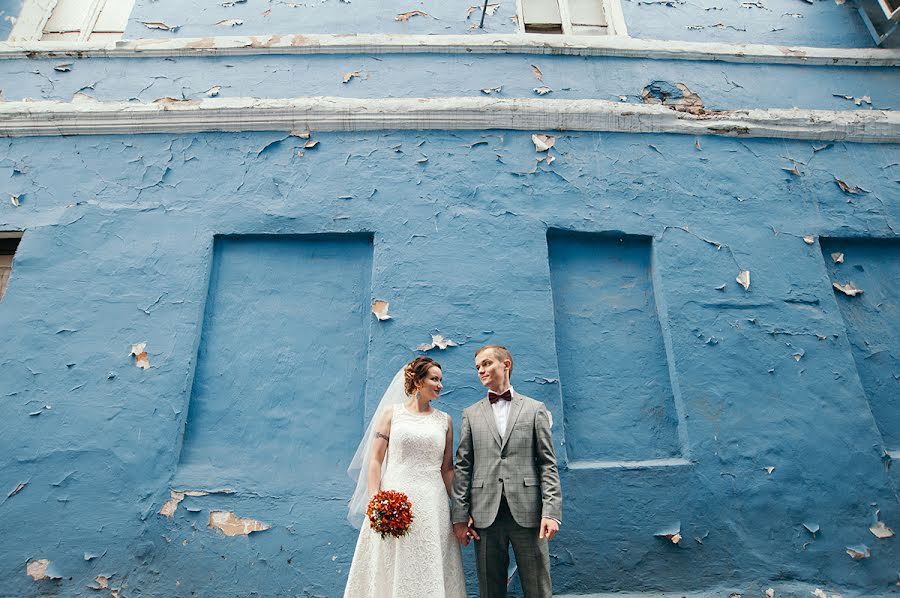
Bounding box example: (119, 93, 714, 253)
(566, 458, 692, 470)
(0, 33, 898, 67)
(1, 97, 896, 142)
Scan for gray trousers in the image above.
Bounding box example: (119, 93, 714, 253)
(474, 496, 552, 598)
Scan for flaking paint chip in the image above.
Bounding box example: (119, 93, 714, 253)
(832, 282, 863, 297)
(11, 195, 19, 207)
(736, 270, 750, 291)
(654, 523, 681, 544)
(417, 334, 458, 352)
(372, 300, 391, 321)
(845, 544, 870, 559)
(833, 176, 867, 195)
(209, 511, 271, 536)
(831, 252, 844, 264)
(159, 490, 185, 517)
(803, 235, 814, 245)
(480, 86, 502, 94)
(130, 342, 150, 369)
(764, 466, 775, 474)
(813, 590, 828, 598)
(27, 559, 61, 581)
(215, 19, 243, 26)
(766, 589, 774, 598)
(8, 482, 27, 497)
(142, 21, 178, 31)
(343, 71, 361, 83)
(530, 65, 543, 81)
(532, 134, 555, 152)
(869, 521, 894, 539)
(54, 63, 72, 72)
(533, 86, 552, 95)
(395, 10, 430, 21)
(206, 86, 221, 97)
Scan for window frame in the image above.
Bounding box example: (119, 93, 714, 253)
(9, 0, 134, 42)
(515, 0, 628, 36)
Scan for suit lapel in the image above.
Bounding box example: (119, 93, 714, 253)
(500, 394, 525, 450)
(479, 397, 503, 447)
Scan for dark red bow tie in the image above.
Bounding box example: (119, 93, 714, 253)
(488, 390, 512, 404)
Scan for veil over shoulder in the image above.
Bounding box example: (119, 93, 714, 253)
(346, 367, 408, 528)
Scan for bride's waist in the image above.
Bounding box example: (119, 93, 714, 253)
(385, 464, 442, 475)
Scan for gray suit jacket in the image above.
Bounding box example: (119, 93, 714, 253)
(451, 392, 562, 529)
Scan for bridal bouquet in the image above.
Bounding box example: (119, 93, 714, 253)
(366, 490, 414, 539)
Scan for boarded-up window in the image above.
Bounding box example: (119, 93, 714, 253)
(174, 234, 374, 493)
(548, 230, 680, 462)
(0, 233, 22, 301)
(821, 237, 899, 452)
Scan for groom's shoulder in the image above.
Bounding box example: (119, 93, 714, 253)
(517, 393, 548, 411)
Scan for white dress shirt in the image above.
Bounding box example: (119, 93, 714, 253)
(490, 386, 514, 437)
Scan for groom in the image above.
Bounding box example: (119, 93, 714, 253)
(451, 345, 562, 598)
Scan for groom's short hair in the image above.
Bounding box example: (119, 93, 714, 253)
(475, 345, 513, 377)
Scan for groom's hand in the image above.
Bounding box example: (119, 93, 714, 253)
(539, 517, 559, 541)
(453, 522, 470, 546)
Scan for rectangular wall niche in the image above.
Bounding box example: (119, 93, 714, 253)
(0, 233, 22, 301)
(175, 234, 374, 493)
(548, 230, 680, 463)
(820, 237, 899, 452)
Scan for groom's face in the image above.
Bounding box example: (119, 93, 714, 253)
(475, 349, 511, 392)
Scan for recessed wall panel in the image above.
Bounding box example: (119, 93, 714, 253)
(548, 230, 680, 462)
(821, 237, 899, 450)
(176, 234, 373, 493)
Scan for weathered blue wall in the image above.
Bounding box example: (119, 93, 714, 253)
(1, 0, 898, 596)
(1, 130, 897, 597)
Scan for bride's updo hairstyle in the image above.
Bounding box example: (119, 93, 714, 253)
(404, 356, 441, 396)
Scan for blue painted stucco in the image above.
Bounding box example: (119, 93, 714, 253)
(1, 130, 897, 597)
(0, 0, 22, 42)
(1, 1, 899, 597)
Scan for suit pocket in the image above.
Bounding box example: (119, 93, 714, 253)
(523, 477, 538, 487)
(472, 479, 485, 488)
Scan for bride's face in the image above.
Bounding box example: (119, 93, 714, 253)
(416, 366, 443, 401)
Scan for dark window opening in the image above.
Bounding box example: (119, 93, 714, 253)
(0, 233, 22, 301)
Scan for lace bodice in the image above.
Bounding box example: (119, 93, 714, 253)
(383, 404, 448, 476)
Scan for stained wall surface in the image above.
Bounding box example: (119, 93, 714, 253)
(1, 129, 897, 597)
(0, 1, 898, 597)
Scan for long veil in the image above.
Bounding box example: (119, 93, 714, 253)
(347, 367, 408, 528)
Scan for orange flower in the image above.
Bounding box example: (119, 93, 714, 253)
(366, 490, 414, 539)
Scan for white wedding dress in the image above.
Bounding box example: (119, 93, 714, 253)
(344, 404, 467, 598)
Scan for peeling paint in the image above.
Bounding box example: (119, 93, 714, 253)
(209, 511, 271, 536)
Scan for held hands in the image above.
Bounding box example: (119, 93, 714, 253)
(453, 516, 480, 546)
(539, 517, 559, 541)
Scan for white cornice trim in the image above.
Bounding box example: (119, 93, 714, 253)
(1, 97, 896, 142)
(0, 33, 898, 66)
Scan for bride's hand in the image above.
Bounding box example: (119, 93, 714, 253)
(453, 522, 471, 546)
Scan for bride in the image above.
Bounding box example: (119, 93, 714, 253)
(344, 357, 466, 598)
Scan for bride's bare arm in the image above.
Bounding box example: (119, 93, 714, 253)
(367, 409, 393, 497)
(441, 417, 455, 496)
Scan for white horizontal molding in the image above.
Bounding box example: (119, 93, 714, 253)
(1, 33, 899, 67)
(1, 97, 897, 142)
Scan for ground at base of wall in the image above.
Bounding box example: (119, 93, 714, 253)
(556, 581, 898, 598)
